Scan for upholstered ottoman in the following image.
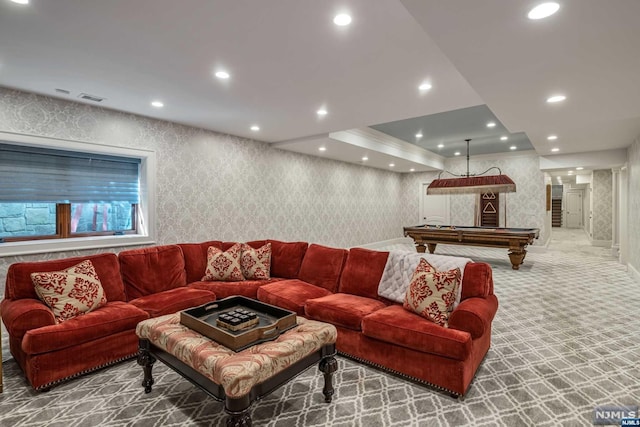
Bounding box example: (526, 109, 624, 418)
(136, 314, 338, 426)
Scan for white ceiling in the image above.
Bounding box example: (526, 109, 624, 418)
(1, 0, 638, 175)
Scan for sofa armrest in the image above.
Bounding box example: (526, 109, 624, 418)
(448, 294, 498, 339)
(1, 298, 56, 339)
(461, 262, 494, 299)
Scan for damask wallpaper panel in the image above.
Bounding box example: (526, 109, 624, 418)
(0, 88, 407, 291)
(628, 138, 640, 276)
(591, 169, 613, 242)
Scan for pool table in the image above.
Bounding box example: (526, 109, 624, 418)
(403, 225, 540, 270)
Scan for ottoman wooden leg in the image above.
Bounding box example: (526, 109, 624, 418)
(137, 339, 156, 393)
(226, 394, 252, 427)
(319, 354, 338, 403)
(226, 409, 251, 427)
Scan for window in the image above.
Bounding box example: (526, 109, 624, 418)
(0, 132, 156, 256)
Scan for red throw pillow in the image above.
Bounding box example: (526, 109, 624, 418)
(403, 258, 461, 327)
(240, 243, 271, 280)
(202, 243, 245, 282)
(31, 260, 107, 323)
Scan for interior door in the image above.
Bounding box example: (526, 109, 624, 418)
(420, 182, 449, 225)
(566, 191, 583, 228)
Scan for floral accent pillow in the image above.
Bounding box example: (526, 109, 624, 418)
(202, 243, 245, 282)
(403, 258, 461, 327)
(31, 260, 107, 323)
(240, 243, 271, 280)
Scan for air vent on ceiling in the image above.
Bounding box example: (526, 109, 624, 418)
(78, 93, 105, 102)
(55, 88, 70, 95)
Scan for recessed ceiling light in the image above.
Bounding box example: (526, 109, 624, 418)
(389, 163, 395, 167)
(409, 168, 415, 172)
(510, 146, 517, 150)
(528, 2, 560, 20)
(151, 101, 164, 108)
(333, 14, 352, 26)
(415, 132, 423, 138)
(362, 156, 368, 161)
(551, 148, 560, 152)
(500, 136, 508, 141)
(319, 146, 327, 152)
(317, 108, 328, 116)
(10, 0, 29, 4)
(576, 167, 584, 170)
(454, 151, 461, 156)
(568, 171, 573, 175)
(437, 144, 444, 148)
(418, 83, 432, 91)
(215, 71, 230, 79)
(547, 135, 558, 140)
(546, 95, 566, 103)
(250, 125, 260, 131)
(487, 122, 496, 128)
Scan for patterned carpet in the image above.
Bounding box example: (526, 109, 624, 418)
(1, 228, 639, 426)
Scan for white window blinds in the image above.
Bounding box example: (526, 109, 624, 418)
(0, 143, 140, 203)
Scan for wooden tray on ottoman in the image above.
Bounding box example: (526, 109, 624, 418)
(180, 296, 297, 351)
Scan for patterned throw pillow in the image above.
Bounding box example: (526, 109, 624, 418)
(403, 258, 461, 327)
(202, 243, 245, 282)
(240, 243, 271, 280)
(31, 260, 107, 323)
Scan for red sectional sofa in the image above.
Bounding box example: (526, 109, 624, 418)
(1, 239, 497, 396)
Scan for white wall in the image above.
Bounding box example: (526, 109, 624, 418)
(628, 137, 640, 281)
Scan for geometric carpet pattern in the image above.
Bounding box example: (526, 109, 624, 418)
(2, 228, 640, 426)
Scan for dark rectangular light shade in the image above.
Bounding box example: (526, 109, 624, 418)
(427, 175, 516, 195)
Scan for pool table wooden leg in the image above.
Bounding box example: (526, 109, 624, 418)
(426, 243, 437, 254)
(416, 243, 427, 253)
(508, 249, 526, 270)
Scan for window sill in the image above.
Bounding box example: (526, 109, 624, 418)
(0, 234, 156, 257)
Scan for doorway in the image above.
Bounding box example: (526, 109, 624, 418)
(565, 191, 583, 228)
(420, 182, 449, 225)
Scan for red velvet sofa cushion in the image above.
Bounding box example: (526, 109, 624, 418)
(128, 287, 216, 318)
(21, 301, 149, 355)
(119, 245, 187, 300)
(23, 329, 140, 390)
(265, 240, 308, 279)
(361, 305, 472, 361)
(190, 278, 281, 299)
(4, 253, 127, 302)
(305, 293, 387, 331)
(338, 248, 389, 299)
(178, 241, 223, 283)
(297, 244, 347, 292)
(257, 279, 332, 315)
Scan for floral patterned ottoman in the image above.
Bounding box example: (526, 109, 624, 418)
(136, 313, 337, 426)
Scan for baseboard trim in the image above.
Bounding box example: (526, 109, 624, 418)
(628, 263, 640, 284)
(590, 240, 612, 248)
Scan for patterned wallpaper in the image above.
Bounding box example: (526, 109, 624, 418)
(0, 88, 407, 290)
(628, 138, 640, 275)
(3, 87, 635, 292)
(591, 169, 613, 242)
